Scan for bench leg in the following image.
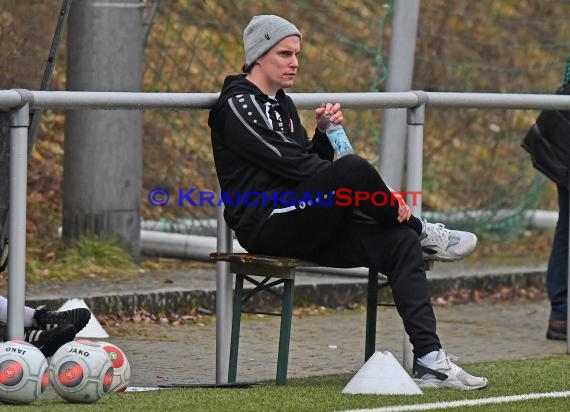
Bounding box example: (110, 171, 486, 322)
(276, 278, 294, 385)
(365, 269, 378, 362)
(228, 275, 244, 383)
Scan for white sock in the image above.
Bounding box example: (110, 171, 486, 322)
(419, 349, 441, 364)
(0, 295, 6, 323)
(0, 294, 38, 327)
(24, 307, 35, 327)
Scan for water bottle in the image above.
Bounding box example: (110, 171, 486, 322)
(317, 114, 354, 158)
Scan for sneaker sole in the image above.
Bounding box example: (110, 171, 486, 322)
(36, 308, 91, 334)
(422, 250, 472, 262)
(546, 330, 567, 341)
(414, 378, 488, 391)
(422, 236, 478, 262)
(72, 312, 91, 334)
(423, 253, 465, 262)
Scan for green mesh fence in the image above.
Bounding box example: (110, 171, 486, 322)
(142, 0, 570, 239)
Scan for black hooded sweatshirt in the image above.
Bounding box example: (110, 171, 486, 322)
(208, 74, 334, 249)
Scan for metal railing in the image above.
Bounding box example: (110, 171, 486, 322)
(1, 89, 569, 381)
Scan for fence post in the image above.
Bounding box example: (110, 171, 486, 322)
(64, 0, 144, 259)
(567, 182, 570, 354)
(216, 198, 233, 384)
(379, 0, 420, 189)
(405, 95, 426, 370)
(0, 113, 9, 272)
(7, 101, 30, 340)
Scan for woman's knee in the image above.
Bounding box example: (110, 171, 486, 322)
(332, 155, 383, 190)
(334, 154, 377, 175)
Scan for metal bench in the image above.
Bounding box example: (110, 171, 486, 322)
(210, 251, 432, 385)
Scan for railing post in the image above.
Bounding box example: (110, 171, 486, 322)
(7, 101, 30, 340)
(405, 93, 427, 370)
(567, 182, 570, 354)
(215, 192, 233, 384)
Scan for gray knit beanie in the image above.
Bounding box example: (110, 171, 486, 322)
(243, 15, 301, 72)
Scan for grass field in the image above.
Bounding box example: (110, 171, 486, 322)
(2, 354, 570, 411)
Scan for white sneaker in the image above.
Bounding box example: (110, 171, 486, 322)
(413, 350, 488, 390)
(420, 220, 477, 261)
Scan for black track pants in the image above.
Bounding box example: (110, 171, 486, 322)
(249, 155, 441, 357)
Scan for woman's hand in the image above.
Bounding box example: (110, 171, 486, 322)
(393, 192, 411, 223)
(315, 102, 343, 132)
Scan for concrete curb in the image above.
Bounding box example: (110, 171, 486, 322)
(24, 267, 546, 316)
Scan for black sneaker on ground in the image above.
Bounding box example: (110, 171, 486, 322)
(24, 324, 77, 357)
(33, 306, 91, 334)
(546, 320, 567, 341)
(0, 321, 7, 341)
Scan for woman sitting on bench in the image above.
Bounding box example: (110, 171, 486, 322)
(208, 14, 487, 390)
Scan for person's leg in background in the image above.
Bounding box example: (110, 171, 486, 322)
(547, 184, 569, 340)
(0, 295, 91, 356)
(0, 294, 37, 326)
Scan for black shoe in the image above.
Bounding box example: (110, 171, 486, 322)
(0, 321, 6, 341)
(546, 320, 567, 341)
(33, 306, 91, 334)
(24, 324, 77, 357)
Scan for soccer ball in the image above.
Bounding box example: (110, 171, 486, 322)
(97, 341, 131, 392)
(48, 340, 113, 403)
(0, 340, 49, 404)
